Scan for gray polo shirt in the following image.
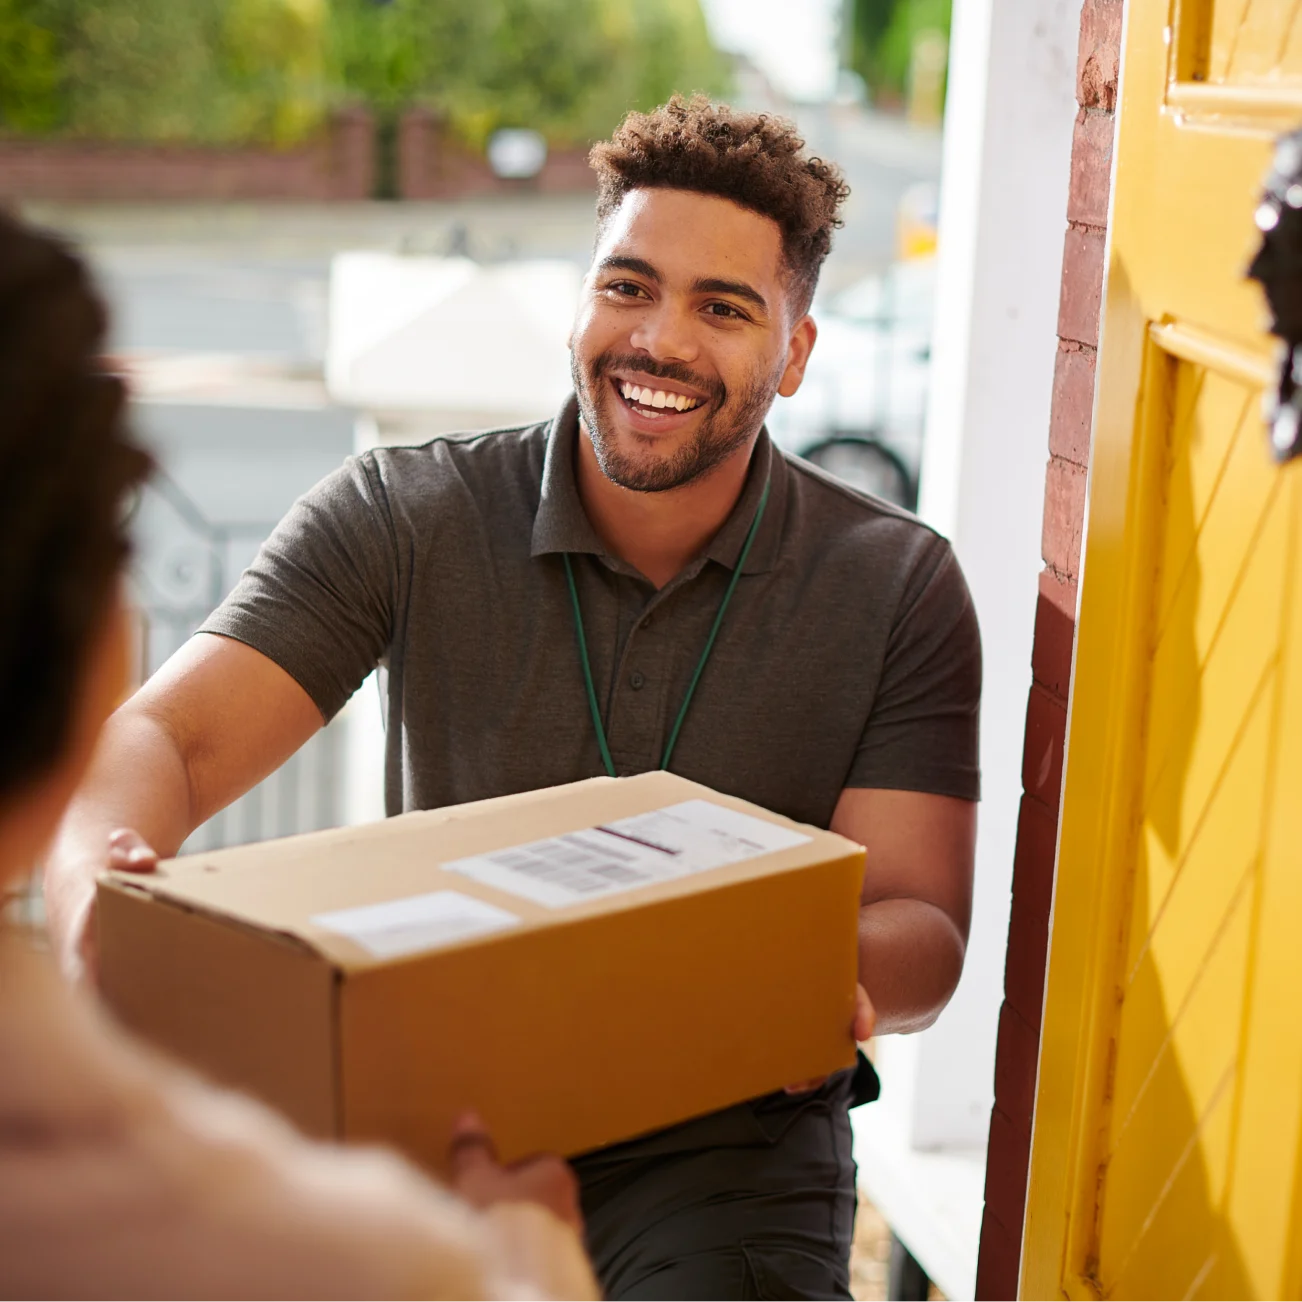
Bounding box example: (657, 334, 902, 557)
(202, 396, 980, 830)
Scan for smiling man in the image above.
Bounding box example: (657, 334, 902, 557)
(45, 96, 981, 1301)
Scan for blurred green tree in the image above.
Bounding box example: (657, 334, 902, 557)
(583, 0, 730, 145)
(325, 0, 466, 116)
(221, 0, 330, 144)
(0, 0, 329, 144)
(0, 0, 64, 133)
(327, 0, 729, 149)
(0, 0, 727, 148)
(848, 0, 950, 109)
(65, 0, 329, 144)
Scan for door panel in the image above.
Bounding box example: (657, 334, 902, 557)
(1021, 0, 1302, 1293)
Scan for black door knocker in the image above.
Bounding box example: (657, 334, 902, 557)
(1248, 128, 1302, 463)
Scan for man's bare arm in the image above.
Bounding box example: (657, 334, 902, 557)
(44, 632, 324, 978)
(831, 787, 976, 1036)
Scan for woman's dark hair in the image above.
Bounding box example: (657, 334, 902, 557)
(0, 212, 151, 801)
(590, 94, 851, 315)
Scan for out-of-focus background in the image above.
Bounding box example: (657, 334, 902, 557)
(3, 1, 1085, 1298)
(2, 0, 947, 853)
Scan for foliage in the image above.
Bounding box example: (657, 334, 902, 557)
(583, 0, 731, 147)
(849, 0, 950, 106)
(221, 0, 330, 144)
(0, 0, 64, 133)
(0, 0, 728, 149)
(325, 0, 472, 117)
(0, 0, 329, 145)
(327, 0, 731, 148)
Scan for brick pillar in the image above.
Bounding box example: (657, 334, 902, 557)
(397, 106, 439, 200)
(973, 0, 1122, 1295)
(330, 105, 376, 200)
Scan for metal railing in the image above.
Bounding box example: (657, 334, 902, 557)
(130, 468, 347, 855)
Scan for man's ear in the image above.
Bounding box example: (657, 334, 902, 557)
(777, 315, 817, 398)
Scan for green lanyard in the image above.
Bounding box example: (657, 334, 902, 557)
(563, 480, 771, 778)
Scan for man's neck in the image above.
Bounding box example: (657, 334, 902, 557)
(575, 423, 758, 589)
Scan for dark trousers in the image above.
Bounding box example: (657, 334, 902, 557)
(573, 1068, 862, 1300)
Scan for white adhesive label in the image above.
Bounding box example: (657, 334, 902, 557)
(444, 799, 811, 909)
(311, 889, 520, 958)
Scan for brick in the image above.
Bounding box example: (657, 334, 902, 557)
(1067, 108, 1115, 230)
(976, 1205, 1021, 1300)
(1077, 0, 1123, 110)
(332, 105, 377, 199)
(1057, 224, 1107, 347)
(1005, 866, 1053, 1027)
(1003, 793, 1059, 1036)
(983, 1105, 1033, 1246)
(397, 105, 594, 201)
(992, 1002, 1040, 1128)
(1031, 568, 1079, 699)
(0, 110, 377, 202)
(1048, 341, 1096, 467)
(1041, 456, 1088, 578)
(1012, 792, 1059, 917)
(1022, 684, 1067, 809)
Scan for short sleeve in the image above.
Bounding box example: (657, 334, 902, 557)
(845, 538, 982, 800)
(199, 454, 396, 722)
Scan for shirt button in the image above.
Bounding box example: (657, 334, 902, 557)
(640, 614, 654, 629)
(629, 670, 646, 690)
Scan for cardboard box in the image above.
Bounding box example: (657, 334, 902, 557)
(98, 771, 864, 1172)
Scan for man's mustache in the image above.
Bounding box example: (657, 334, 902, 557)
(588, 352, 726, 406)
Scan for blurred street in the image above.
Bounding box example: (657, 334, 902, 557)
(26, 103, 939, 369)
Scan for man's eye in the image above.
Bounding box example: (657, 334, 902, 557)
(706, 302, 744, 319)
(608, 281, 648, 299)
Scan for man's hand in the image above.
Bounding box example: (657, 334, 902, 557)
(44, 634, 325, 983)
(784, 982, 876, 1095)
(448, 1113, 584, 1235)
(64, 827, 159, 983)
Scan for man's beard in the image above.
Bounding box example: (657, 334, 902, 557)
(572, 349, 779, 493)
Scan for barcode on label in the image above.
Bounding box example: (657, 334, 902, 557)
(444, 801, 812, 911)
(482, 832, 662, 896)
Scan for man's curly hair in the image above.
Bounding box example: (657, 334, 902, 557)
(589, 95, 850, 315)
(0, 213, 151, 801)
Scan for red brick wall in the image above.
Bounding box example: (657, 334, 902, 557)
(0, 109, 375, 203)
(397, 108, 595, 200)
(974, 0, 1123, 1295)
(0, 108, 598, 204)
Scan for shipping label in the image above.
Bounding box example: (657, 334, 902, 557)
(443, 799, 811, 909)
(311, 889, 520, 958)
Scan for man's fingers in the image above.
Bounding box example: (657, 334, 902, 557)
(446, 1120, 584, 1233)
(783, 987, 875, 1095)
(853, 983, 877, 1043)
(107, 827, 159, 873)
(69, 903, 95, 985)
(784, 1076, 828, 1095)
(448, 1111, 499, 1177)
(507, 1155, 583, 1233)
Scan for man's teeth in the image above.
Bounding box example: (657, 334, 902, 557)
(619, 381, 701, 412)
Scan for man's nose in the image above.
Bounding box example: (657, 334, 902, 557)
(628, 300, 700, 365)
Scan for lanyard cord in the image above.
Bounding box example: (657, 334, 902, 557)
(562, 479, 771, 778)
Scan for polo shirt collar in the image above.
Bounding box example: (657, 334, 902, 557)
(531, 393, 786, 576)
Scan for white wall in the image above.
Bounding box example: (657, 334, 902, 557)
(910, 0, 1081, 1151)
(854, 0, 1082, 1288)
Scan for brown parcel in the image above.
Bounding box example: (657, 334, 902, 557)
(97, 771, 866, 1173)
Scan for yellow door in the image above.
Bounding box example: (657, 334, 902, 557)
(1022, 1, 1302, 1298)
